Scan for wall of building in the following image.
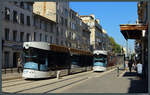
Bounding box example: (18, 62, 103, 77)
(2, 2, 56, 68)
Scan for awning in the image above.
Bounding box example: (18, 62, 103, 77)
(120, 24, 148, 40)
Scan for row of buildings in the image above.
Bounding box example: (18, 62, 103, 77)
(1, 1, 111, 69)
(120, 1, 148, 81)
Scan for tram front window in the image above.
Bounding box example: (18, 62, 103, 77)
(94, 54, 106, 63)
(23, 48, 45, 64)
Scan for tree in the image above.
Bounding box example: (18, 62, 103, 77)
(109, 37, 122, 53)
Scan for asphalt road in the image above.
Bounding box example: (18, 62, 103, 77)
(52, 69, 147, 93)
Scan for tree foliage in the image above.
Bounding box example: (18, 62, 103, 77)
(109, 37, 122, 53)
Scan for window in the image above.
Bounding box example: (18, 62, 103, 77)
(13, 11, 17, 23)
(33, 16, 36, 26)
(5, 28, 9, 41)
(56, 38, 59, 44)
(65, 19, 67, 27)
(40, 20, 42, 29)
(27, 3, 30, 11)
(39, 33, 42, 41)
(61, 41, 63, 45)
(26, 33, 30, 42)
(14, 2, 17, 5)
(56, 27, 59, 36)
(44, 22, 47, 31)
(20, 32, 24, 42)
(20, 2, 24, 9)
(27, 16, 30, 26)
(5, 8, 10, 20)
(50, 36, 53, 43)
(34, 32, 36, 41)
(51, 23, 53, 33)
(20, 13, 24, 24)
(65, 9, 68, 16)
(45, 35, 48, 42)
(61, 17, 63, 26)
(13, 30, 17, 41)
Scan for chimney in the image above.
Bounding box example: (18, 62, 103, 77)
(90, 14, 95, 19)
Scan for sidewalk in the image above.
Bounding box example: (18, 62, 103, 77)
(121, 70, 148, 93)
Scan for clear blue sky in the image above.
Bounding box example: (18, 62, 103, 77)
(70, 2, 138, 52)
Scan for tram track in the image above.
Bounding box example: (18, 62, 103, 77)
(3, 68, 117, 93)
(19, 69, 114, 93)
(2, 78, 23, 84)
(3, 71, 93, 93)
(2, 80, 36, 88)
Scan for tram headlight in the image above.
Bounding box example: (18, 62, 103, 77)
(25, 44, 29, 49)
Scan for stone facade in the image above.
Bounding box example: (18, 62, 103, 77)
(33, 1, 90, 51)
(80, 14, 104, 51)
(67, 9, 90, 50)
(1, 2, 56, 68)
(33, 0, 69, 46)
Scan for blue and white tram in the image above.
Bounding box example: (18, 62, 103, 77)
(22, 42, 93, 79)
(22, 42, 52, 78)
(93, 50, 108, 72)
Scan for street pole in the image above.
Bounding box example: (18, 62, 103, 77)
(148, 1, 150, 92)
(126, 39, 128, 60)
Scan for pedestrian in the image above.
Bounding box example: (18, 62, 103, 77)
(125, 62, 128, 71)
(128, 60, 133, 72)
(136, 62, 143, 80)
(17, 57, 23, 73)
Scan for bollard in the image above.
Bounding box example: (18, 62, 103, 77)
(57, 71, 61, 79)
(117, 67, 119, 77)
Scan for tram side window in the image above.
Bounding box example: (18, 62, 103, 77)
(37, 54, 45, 64)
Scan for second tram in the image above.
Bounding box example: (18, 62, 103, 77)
(93, 50, 108, 72)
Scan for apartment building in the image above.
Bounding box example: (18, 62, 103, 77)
(80, 14, 104, 51)
(67, 9, 90, 50)
(33, 0, 69, 46)
(1, 2, 56, 69)
(1, 2, 34, 68)
(33, 1, 91, 51)
(102, 29, 111, 51)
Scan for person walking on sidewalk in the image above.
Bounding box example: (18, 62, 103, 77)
(125, 61, 128, 71)
(17, 57, 23, 73)
(128, 60, 133, 72)
(137, 62, 143, 80)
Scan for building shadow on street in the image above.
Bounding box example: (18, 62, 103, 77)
(123, 72, 148, 93)
(123, 71, 137, 77)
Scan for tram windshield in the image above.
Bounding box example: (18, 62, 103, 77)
(94, 54, 107, 63)
(23, 47, 46, 64)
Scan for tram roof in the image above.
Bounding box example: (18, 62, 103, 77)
(23, 42, 50, 50)
(93, 50, 107, 55)
(50, 44, 69, 53)
(69, 48, 93, 56)
(23, 42, 92, 56)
